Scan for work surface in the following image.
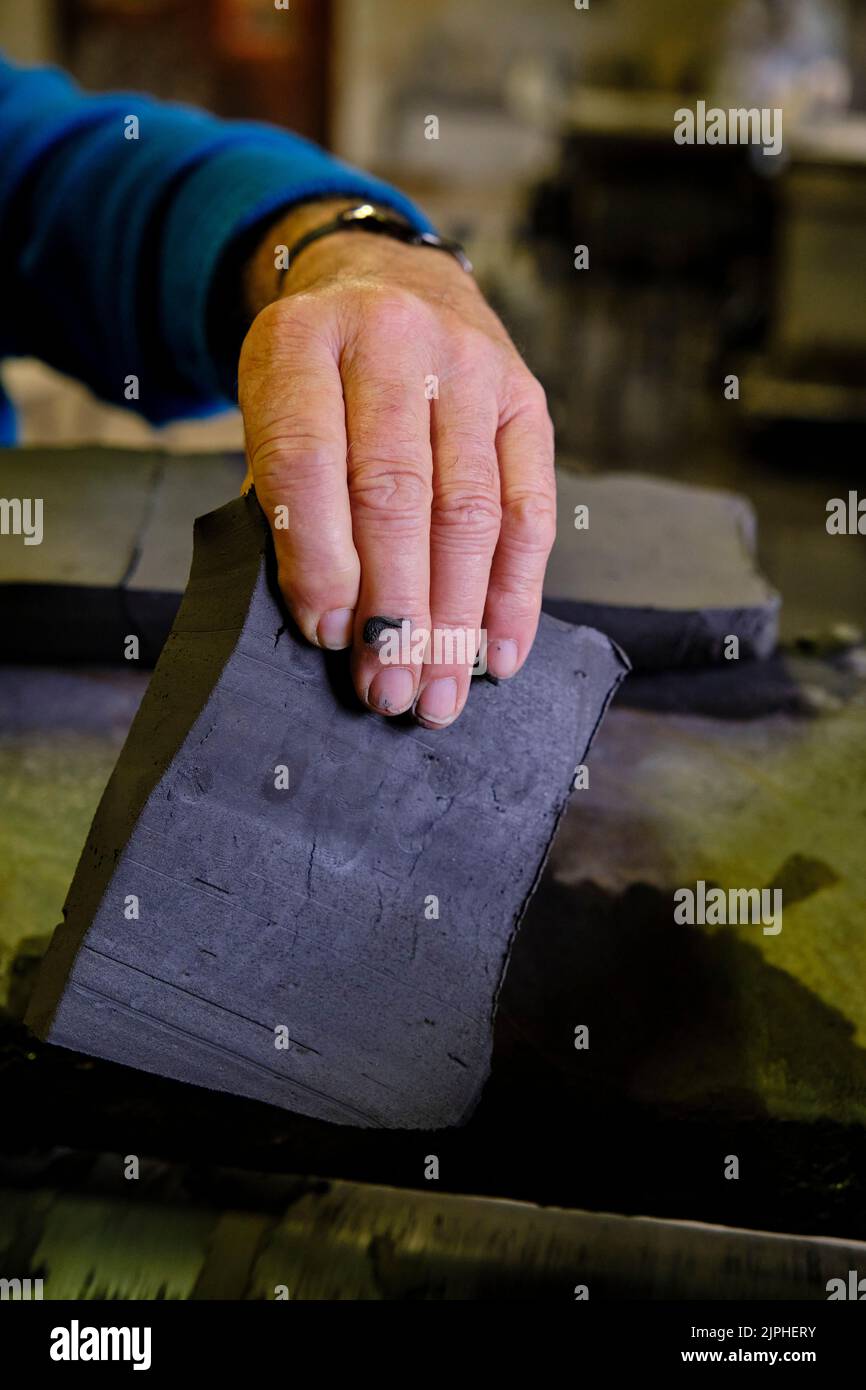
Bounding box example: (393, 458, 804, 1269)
(1, 451, 865, 1243)
(2, 658, 865, 1239)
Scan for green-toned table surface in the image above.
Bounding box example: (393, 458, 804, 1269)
(1, 449, 865, 1243)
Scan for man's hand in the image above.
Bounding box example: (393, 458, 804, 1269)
(238, 199, 555, 729)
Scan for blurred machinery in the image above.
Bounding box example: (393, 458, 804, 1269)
(510, 1, 863, 458)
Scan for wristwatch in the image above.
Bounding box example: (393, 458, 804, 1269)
(279, 202, 473, 283)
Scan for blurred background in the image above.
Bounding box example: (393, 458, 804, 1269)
(1, 0, 865, 467)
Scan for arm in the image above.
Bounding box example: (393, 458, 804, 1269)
(1, 55, 555, 728)
(0, 55, 431, 421)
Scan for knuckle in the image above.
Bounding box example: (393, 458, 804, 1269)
(441, 432, 500, 492)
(350, 381, 427, 441)
(443, 328, 498, 382)
(240, 295, 319, 365)
(359, 288, 430, 339)
(505, 371, 554, 431)
(502, 489, 557, 553)
(487, 580, 541, 624)
(280, 560, 359, 614)
(432, 485, 502, 539)
(515, 371, 549, 412)
(525, 375, 551, 415)
(248, 433, 339, 494)
(349, 462, 432, 524)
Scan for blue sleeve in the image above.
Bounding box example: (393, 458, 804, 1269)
(0, 55, 434, 426)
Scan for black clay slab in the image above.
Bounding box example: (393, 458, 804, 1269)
(26, 491, 628, 1129)
(543, 471, 781, 669)
(1, 450, 777, 675)
(0, 448, 245, 663)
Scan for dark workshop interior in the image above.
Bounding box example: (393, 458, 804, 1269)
(1, 0, 866, 1306)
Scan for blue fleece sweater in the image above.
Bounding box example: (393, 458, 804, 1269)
(0, 56, 432, 444)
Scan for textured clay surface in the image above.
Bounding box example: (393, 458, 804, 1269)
(0, 447, 244, 663)
(27, 492, 628, 1129)
(543, 471, 780, 669)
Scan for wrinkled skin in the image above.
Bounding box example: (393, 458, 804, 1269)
(239, 208, 556, 730)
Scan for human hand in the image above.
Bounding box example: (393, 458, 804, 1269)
(238, 200, 555, 729)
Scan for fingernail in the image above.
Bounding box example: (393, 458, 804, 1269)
(416, 676, 458, 725)
(487, 639, 519, 679)
(368, 666, 415, 714)
(317, 607, 354, 650)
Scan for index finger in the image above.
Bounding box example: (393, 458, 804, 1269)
(239, 301, 360, 651)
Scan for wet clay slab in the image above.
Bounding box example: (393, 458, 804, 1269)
(543, 471, 781, 669)
(3, 450, 776, 673)
(0, 447, 244, 662)
(27, 492, 628, 1129)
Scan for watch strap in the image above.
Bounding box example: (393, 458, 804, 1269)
(279, 202, 473, 283)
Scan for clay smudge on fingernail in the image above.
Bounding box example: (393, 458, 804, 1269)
(363, 615, 407, 649)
